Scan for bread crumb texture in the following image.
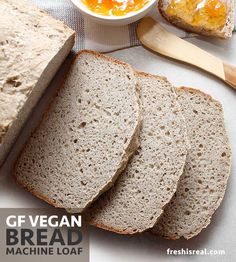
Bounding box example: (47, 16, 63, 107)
(152, 87, 232, 239)
(85, 73, 188, 234)
(14, 51, 141, 212)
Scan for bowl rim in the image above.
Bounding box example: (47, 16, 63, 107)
(70, 0, 157, 21)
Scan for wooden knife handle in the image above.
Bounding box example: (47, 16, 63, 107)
(224, 63, 236, 90)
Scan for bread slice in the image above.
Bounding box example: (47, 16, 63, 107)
(152, 87, 232, 239)
(14, 50, 142, 212)
(158, 0, 234, 39)
(85, 72, 189, 234)
(0, 0, 75, 166)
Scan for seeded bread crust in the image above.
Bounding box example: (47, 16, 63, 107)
(85, 71, 189, 234)
(14, 50, 142, 213)
(158, 0, 234, 39)
(152, 87, 232, 239)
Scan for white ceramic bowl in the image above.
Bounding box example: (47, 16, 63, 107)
(71, 0, 157, 26)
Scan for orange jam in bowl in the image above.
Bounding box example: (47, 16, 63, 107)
(82, 0, 150, 16)
(166, 0, 228, 30)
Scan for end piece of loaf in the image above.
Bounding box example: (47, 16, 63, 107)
(0, 0, 75, 166)
(152, 87, 232, 239)
(14, 50, 142, 212)
(85, 72, 189, 234)
(158, 0, 234, 39)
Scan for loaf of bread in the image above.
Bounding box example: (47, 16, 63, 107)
(152, 87, 232, 239)
(0, 0, 75, 166)
(158, 0, 235, 39)
(85, 72, 189, 234)
(14, 50, 141, 212)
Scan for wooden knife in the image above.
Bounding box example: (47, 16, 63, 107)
(137, 17, 236, 90)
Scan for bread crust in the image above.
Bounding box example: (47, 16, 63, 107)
(158, 0, 234, 39)
(87, 220, 144, 234)
(0, 0, 76, 166)
(178, 86, 223, 110)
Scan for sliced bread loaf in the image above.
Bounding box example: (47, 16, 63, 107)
(0, 0, 75, 166)
(152, 87, 232, 239)
(85, 72, 189, 234)
(14, 50, 142, 212)
(158, 0, 234, 39)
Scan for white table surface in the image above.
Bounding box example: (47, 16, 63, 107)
(0, 34, 236, 262)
